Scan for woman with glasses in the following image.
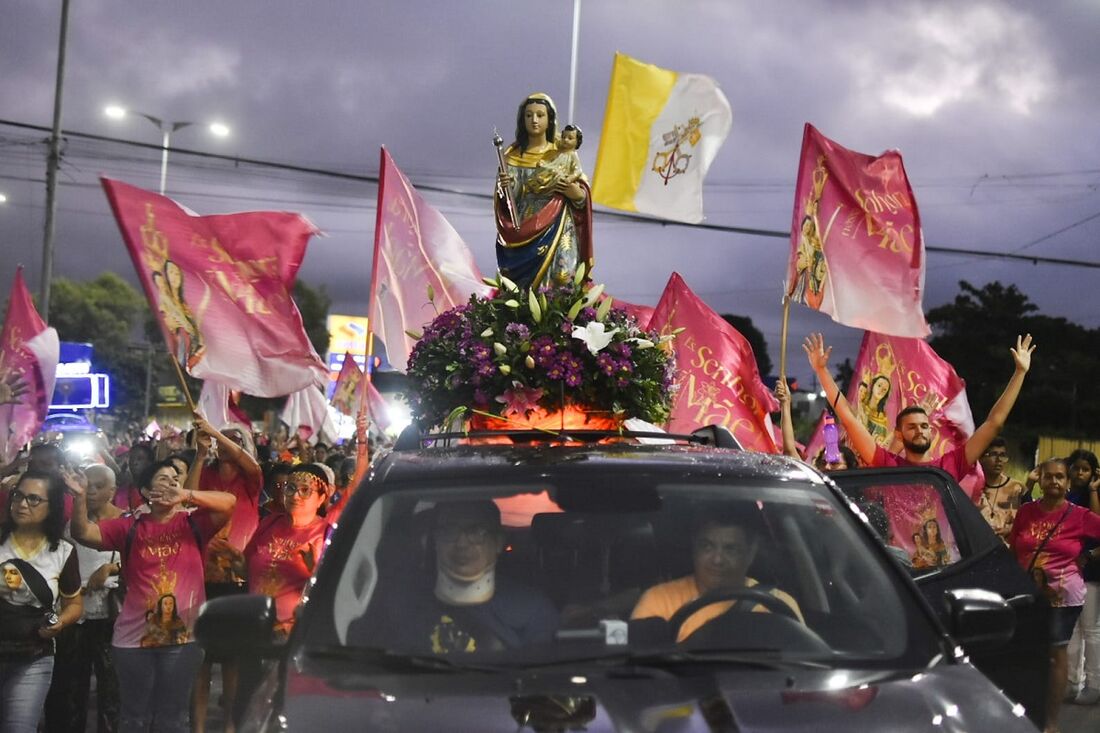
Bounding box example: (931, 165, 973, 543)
(0, 470, 82, 732)
(245, 464, 332, 639)
(67, 459, 235, 733)
(233, 464, 332, 727)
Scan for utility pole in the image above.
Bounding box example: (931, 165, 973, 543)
(40, 0, 72, 320)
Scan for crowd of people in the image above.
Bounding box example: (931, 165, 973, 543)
(776, 333, 1100, 733)
(0, 330, 1097, 733)
(0, 413, 373, 733)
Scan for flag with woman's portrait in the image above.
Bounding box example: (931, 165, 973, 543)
(786, 124, 929, 338)
(0, 268, 59, 462)
(102, 178, 328, 397)
(649, 273, 778, 453)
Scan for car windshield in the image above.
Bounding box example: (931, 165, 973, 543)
(303, 479, 943, 669)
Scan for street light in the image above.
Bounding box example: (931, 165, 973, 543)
(0, 193, 7, 204)
(103, 104, 230, 195)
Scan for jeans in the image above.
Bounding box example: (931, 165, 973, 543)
(112, 644, 203, 733)
(45, 620, 120, 733)
(1069, 581, 1100, 689)
(0, 655, 54, 733)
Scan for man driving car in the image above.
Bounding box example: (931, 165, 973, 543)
(632, 508, 802, 642)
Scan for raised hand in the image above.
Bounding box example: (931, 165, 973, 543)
(802, 333, 832, 372)
(0, 366, 29, 405)
(59, 466, 87, 498)
(775, 379, 790, 405)
(1010, 334, 1036, 373)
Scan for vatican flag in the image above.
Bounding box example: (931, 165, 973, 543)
(592, 52, 732, 224)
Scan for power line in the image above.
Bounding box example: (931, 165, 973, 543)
(2, 118, 1098, 269)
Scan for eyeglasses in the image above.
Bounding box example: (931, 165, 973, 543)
(982, 451, 1008, 460)
(10, 490, 47, 508)
(281, 484, 323, 499)
(435, 525, 493, 544)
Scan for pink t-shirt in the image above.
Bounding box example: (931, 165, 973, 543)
(872, 445, 979, 502)
(245, 514, 328, 637)
(1009, 502, 1100, 607)
(98, 511, 219, 648)
(200, 464, 261, 583)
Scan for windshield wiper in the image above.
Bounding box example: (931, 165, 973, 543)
(526, 649, 833, 673)
(303, 645, 505, 673)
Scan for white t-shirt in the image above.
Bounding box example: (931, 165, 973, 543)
(0, 534, 79, 612)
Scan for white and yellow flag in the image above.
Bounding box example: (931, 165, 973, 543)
(592, 52, 732, 224)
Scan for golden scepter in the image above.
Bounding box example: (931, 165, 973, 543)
(493, 129, 519, 231)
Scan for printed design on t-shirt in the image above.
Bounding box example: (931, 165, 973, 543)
(255, 534, 308, 600)
(138, 526, 191, 647)
(0, 560, 35, 605)
(430, 614, 476, 654)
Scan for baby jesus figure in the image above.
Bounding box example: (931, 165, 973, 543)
(527, 124, 586, 196)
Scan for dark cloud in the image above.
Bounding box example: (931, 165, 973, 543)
(1, 0, 1097, 386)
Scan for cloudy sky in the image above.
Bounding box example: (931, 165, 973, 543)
(2, 0, 1097, 384)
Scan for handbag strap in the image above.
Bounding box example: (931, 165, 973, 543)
(4, 557, 54, 609)
(1027, 504, 1073, 573)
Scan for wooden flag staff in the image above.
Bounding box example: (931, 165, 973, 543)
(778, 295, 791, 383)
(167, 354, 197, 412)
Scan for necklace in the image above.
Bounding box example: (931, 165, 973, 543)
(984, 475, 1011, 490)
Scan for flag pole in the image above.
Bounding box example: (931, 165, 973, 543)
(778, 294, 791, 383)
(167, 355, 197, 412)
(568, 0, 582, 122)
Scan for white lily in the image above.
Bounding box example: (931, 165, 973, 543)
(572, 321, 619, 356)
(630, 338, 655, 349)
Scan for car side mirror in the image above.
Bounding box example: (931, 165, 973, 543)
(943, 588, 1015, 648)
(195, 594, 278, 658)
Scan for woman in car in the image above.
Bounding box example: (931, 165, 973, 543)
(67, 459, 235, 733)
(1009, 456, 1100, 732)
(0, 470, 82, 732)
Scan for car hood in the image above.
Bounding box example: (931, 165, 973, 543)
(269, 660, 1035, 732)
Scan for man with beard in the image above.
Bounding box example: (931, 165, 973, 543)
(802, 333, 1035, 484)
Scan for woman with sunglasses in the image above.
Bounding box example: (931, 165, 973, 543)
(0, 470, 82, 732)
(67, 459, 235, 733)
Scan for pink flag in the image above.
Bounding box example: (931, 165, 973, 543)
(280, 386, 337, 446)
(806, 331, 982, 496)
(650, 273, 779, 453)
(614, 299, 656, 330)
(330, 353, 362, 417)
(102, 178, 328, 397)
(197, 381, 252, 434)
(370, 148, 491, 372)
(0, 268, 60, 462)
(329, 353, 392, 432)
(786, 124, 929, 338)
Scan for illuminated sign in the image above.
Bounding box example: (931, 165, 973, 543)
(56, 362, 91, 377)
(50, 374, 110, 409)
(326, 315, 370, 359)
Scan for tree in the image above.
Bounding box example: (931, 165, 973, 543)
(927, 280, 1099, 437)
(293, 280, 332, 358)
(720, 314, 773, 378)
(49, 274, 151, 421)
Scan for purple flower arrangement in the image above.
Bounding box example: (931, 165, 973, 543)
(406, 269, 676, 429)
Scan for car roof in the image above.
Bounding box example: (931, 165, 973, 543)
(367, 442, 828, 490)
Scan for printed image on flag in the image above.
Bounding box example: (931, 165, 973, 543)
(649, 273, 778, 453)
(786, 124, 929, 338)
(592, 52, 732, 224)
(330, 353, 362, 417)
(102, 178, 328, 397)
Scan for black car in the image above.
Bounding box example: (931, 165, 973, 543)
(199, 429, 1043, 732)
